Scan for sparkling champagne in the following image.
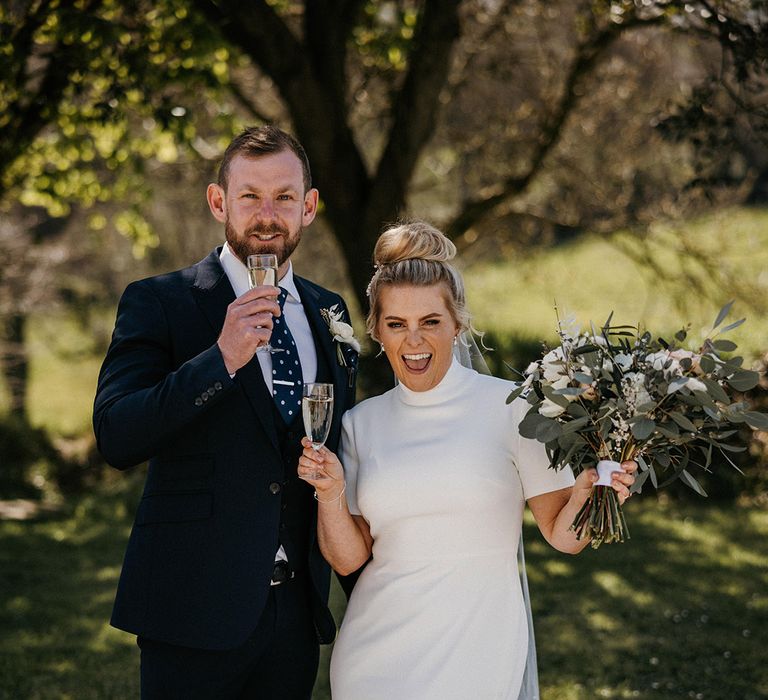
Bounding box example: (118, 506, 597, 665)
(248, 266, 276, 289)
(302, 396, 333, 449)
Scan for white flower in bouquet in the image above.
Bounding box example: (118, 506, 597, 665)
(507, 302, 768, 549)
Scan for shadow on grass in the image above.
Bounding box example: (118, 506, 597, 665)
(2, 488, 766, 700)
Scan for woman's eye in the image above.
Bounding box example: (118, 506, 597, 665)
(424, 319, 440, 326)
(387, 322, 403, 329)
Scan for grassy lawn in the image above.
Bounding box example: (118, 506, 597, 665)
(1, 489, 766, 700)
(465, 206, 768, 364)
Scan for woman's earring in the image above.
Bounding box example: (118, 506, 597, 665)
(377, 344, 385, 357)
(453, 335, 458, 346)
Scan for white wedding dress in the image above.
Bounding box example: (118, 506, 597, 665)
(330, 360, 574, 699)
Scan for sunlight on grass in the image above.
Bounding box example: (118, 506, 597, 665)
(465, 206, 768, 364)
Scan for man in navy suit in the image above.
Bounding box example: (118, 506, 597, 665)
(93, 126, 358, 698)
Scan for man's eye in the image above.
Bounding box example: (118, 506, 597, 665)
(277, 194, 293, 201)
(242, 193, 257, 199)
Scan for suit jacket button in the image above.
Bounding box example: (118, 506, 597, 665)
(202, 392, 209, 402)
(194, 397, 203, 407)
(214, 381, 223, 391)
(206, 387, 216, 397)
(269, 482, 281, 495)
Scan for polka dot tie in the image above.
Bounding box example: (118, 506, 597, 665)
(271, 287, 303, 423)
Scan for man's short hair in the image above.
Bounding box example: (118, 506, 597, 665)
(217, 125, 312, 192)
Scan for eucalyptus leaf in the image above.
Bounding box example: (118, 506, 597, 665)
(712, 339, 737, 352)
(573, 372, 593, 384)
(713, 300, 734, 329)
(566, 402, 588, 418)
(669, 412, 697, 432)
(699, 355, 716, 373)
(701, 378, 730, 404)
(506, 385, 526, 404)
(743, 411, 768, 430)
(631, 417, 656, 440)
(561, 415, 592, 434)
(536, 419, 562, 443)
(518, 412, 549, 439)
(631, 469, 649, 494)
(680, 469, 708, 497)
(720, 317, 746, 334)
(726, 370, 759, 392)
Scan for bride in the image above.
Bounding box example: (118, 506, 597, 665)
(299, 220, 636, 699)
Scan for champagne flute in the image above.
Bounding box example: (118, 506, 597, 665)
(246, 254, 283, 354)
(301, 383, 334, 480)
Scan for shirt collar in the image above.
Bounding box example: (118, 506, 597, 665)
(219, 242, 301, 303)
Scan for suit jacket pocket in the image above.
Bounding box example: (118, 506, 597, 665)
(136, 492, 213, 525)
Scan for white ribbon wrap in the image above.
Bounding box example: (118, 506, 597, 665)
(595, 459, 621, 486)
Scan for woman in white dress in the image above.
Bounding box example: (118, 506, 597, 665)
(298, 221, 636, 699)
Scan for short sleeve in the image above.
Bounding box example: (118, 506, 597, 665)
(512, 400, 575, 499)
(340, 411, 362, 515)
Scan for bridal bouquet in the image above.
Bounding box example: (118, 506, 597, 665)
(507, 302, 767, 548)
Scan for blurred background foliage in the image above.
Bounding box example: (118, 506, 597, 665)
(1, 1, 768, 697)
(2, 0, 766, 502)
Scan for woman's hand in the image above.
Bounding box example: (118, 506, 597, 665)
(571, 460, 638, 507)
(298, 438, 345, 496)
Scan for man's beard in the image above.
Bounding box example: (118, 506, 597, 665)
(225, 219, 302, 267)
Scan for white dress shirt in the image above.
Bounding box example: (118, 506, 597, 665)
(219, 242, 318, 573)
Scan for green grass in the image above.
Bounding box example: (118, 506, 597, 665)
(465, 206, 768, 364)
(2, 491, 766, 699)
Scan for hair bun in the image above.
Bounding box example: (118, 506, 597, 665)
(374, 220, 456, 266)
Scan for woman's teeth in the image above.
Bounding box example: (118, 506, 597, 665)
(402, 353, 432, 371)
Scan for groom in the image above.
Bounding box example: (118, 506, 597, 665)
(93, 125, 358, 698)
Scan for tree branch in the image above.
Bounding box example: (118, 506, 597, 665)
(365, 0, 462, 225)
(444, 14, 668, 239)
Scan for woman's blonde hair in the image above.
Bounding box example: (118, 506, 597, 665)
(366, 220, 471, 341)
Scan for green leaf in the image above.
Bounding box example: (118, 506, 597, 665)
(561, 415, 591, 434)
(680, 469, 708, 497)
(712, 339, 737, 352)
(536, 419, 562, 443)
(631, 417, 656, 440)
(674, 329, 687, 342)
(699, 354, 716, 373)
(726, 370, 759, 392)
(519, 411, 549, 439)
(572, 344, 601, 355)
(506, 385, 526, 404)
(669, 412, 697, 432)
(720, 317, 746, 334)
(701, 378, 730, 404)
(573, 372, 593, 384)
(743, 411, 768, 430)
(631, 469, 649, 494)
(713, 300, 734, 329)
(566, 402, 588, 417)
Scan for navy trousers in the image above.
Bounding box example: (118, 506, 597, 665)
(138, 575, 319, 699)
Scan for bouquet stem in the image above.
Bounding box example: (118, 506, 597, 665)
(570, 460, 630, 548)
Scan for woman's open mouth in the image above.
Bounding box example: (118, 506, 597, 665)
(402, 353, 432, 373)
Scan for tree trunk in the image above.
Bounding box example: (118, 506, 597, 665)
(1, 312, 29, 422)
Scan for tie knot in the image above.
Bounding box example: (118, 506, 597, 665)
(277, 287, 288, 309)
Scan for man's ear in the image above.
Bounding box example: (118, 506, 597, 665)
(302, 188, 319, 227)
(206, 183, 227, 223)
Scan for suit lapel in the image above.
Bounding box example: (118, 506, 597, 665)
(191, 248, 280, 451)
(294, 276, 347, 434)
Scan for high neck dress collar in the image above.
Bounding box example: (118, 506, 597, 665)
(395, 359, 475, 407)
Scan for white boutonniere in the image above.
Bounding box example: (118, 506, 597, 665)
(320, 304, 361, 367)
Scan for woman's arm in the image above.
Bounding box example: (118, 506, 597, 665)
(528, 461, 636, 554)
(298, 439, 373, 575)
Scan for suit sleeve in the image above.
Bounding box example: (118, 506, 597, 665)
(93, 280, 235, 469)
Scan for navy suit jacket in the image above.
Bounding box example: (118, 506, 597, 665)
(93, 248, 357, 650)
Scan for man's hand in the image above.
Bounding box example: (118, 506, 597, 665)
(217, 286, 280, 374)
